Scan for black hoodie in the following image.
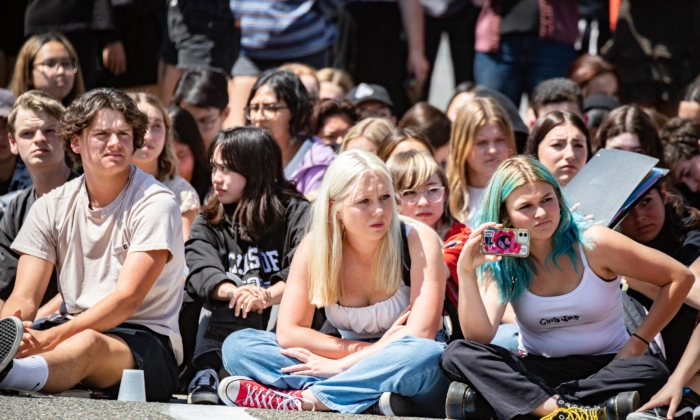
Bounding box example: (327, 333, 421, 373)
(185, 197, 310, 341)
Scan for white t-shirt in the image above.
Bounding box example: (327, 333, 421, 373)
(465, 185, 486, 229)
(12, 166, 184, 364)
(163, 176, 200, 214)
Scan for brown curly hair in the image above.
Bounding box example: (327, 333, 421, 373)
(59, 88, 148, 166)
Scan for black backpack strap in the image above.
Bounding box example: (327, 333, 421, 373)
(400, 221, 411, 287)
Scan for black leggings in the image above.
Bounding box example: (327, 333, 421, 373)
(441, 340, 669, 420)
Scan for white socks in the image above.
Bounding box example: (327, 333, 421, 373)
(0, 355, 49, 392)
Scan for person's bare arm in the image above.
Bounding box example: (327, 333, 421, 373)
(624, 255, 700, 310)
(584, 225, 693, 359)
(457, 223, 507, 343)
(17, 249, 169, 357)
(398, 0, 429, 87)
(181, 209, 197, 242)
(1, 254, 54, 320)
(276, 236, 370, 359)
(213, 281, 285, 318)
(281, 221, 447, 377)
(330, 221, 447, 367)
(35, 293, 63, 320)
(637, 325, 700, 418)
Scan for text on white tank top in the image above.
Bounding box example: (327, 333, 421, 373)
(512, 243, 629, 358)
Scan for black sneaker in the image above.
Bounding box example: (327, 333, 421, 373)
(445, 382, 497, 420)
(627, 388, 700, 420)
(0, 317, 23, 384)
(187, 367, 220, 405)
(362, 392, 410, 416)
(544, 391, 639, 420)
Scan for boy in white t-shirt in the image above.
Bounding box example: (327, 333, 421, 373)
(0, 88, 184, 402)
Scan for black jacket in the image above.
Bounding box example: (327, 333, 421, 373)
(184, 197, 310, 339)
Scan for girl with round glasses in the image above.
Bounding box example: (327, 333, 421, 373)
(387, 150, 475, 345)
(387, 150, 456, 239)
(10, 32, 85, 106)
(245, 69, 335, 197)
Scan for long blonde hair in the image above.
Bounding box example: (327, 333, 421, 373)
(128, 92, 178, 182)
(447, 97, 515, 223)
(307, 149, 403, 307)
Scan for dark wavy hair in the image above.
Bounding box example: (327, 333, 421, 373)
(660, 118, 700, 177)
(567, 53, 623, 100)
(172, 70, 229, 111)
(247, 69, 312, 143)
(168, 106, 211, 203)
(681, 79, 700, 103)
(597, 105, 666, 168)
(311, 97, 358, 136)
(524, 111, 592, 161)
(378, 127, 434, 162)
(399, 102, 452, 150)
(201, 127, 306, 240)
(59, 88, 147, 166)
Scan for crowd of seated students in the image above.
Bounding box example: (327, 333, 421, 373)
(3, 29, 700, 420)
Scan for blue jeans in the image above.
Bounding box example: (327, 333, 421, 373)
(474, 34, 576, 106)
(221, 329, 451, 416)
(491, 323, 520, 351)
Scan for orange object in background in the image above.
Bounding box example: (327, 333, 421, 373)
(610, 0, 621, 31)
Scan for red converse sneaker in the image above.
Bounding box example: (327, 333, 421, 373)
(218, 376, 314, 411)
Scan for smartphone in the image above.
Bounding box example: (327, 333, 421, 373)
(481, 227, 530, 258)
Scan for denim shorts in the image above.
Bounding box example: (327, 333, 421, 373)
(161, 0, 240, 73)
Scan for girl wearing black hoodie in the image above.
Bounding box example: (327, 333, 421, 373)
(184, 127, 310, 405)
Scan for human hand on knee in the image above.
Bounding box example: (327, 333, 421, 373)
(280, 348, 345, 378)
(17, 326, 63, 358)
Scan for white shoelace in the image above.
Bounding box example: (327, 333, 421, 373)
(242, 382, 315, 411)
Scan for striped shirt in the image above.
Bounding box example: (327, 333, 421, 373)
(231, 0, 343, 61)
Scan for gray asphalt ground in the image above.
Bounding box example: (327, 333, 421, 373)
(0, 394, 430, 420)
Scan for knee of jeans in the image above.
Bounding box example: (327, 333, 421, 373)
(221, 329, 267, 373)
(389, 336, 445, 367)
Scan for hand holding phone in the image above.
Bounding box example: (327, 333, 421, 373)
(481, 227, 530, 258)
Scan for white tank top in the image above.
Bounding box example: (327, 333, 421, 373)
(512, 244, 629, 357)
(325, 224, 413, 340)
(325, 284, 411, 340)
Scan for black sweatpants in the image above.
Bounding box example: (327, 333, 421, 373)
(441, 340, 669, 420)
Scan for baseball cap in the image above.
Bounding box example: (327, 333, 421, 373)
(583, 94, 620, 112)
(0, 89, 16, 118)
(346, 83, 393, 107)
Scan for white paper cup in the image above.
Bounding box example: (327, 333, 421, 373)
(117, 369, 146, 402)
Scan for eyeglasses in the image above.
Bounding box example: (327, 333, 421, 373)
(244, 103, 288, 121)
(196, 113, 223, 131)
(33, 60, 78, 74)
(400, 186, 445, 205)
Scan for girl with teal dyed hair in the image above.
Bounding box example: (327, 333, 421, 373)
(440, 156, 693, 420)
